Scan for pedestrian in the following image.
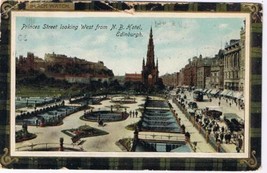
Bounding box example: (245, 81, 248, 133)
(238, 135, 243, 150)
(221, 126, 225, 133)
(229, 102, 231, 107)
(215, 132, 219, 142)
(218, 102, 221, 106)
(35, 119, 39, 127)
(199, 120, 203, 127)
(226, 132, 231, 144)
(195, 117, 199, 123)
(236, 146, 240, 153)
(220, 133, 224, 143)
(135, 110, 138, 118)
(181, 124, 185, 133)
(213, 125, 217, 134)
(121, 112, 124, 119)
(196, 114, 200, 121)
(228, 132, 232, 144)
(207, 127, 211, 135)
(209, 123, 213, 129)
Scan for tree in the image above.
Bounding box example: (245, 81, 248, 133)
(103, 81, 108, 88)
(109, 79, 122, 91)
(155, 78, 165, 91)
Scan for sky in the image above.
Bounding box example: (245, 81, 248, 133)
(14, 13, 245, 76)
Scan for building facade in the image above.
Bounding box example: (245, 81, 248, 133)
(182, 55, 214, 88)
(210, 50, 224, 90)
(239, 25, 246, 92)
(125, 73, 142, 83)
(16, 52, 46, 72)
(224, 39, 241, 91)
(183, 57, 198, 87)
(223, 22, 246, 96)
(196, 65, 211, 89)
(44, 52, 108, 71)
(178, 68, 184, 87)
(161, 73, 178, 87)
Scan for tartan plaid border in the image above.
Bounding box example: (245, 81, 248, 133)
(0, 1, 262, 170)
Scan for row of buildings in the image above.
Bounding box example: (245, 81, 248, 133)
(161, 22, 246, 97)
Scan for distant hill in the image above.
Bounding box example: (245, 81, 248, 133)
(16, 52, 114, 84)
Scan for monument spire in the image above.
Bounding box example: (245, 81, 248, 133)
(142, 27, 159, 88)
(143, 57, 145, 67)
(146, 27, 155, 68)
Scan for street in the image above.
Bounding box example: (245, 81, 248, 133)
(170, 89, 245, 153)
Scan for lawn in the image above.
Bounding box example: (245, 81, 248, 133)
(16, 85, 82, 97)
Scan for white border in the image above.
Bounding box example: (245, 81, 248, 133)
(10, 11, 251, 158)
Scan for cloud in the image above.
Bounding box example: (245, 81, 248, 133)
(106, 56, 142, 75)
(156, 46, 200, 75)
(218, 23, 229, 29)
(220, 29, 241, 48)
(78, 32, 109, 48)
(153, 19, 198, 46)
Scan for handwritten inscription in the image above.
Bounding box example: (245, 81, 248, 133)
(154, 20, 190, 29)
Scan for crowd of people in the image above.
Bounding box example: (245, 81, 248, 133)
(194, 110, 244, 152)
(129, 110, 139, 118)
(174, 88, 245, 153)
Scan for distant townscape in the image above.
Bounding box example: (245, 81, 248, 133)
(17, 24, 246, 98)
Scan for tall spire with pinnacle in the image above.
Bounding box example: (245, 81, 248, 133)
(141, 27, 159, 88)
(146, 27, 155, 68)
(142, 57, 145, 67)
(150, 27, 153, 38)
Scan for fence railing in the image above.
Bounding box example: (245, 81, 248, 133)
(16, 142, 84, 151)
(138, 133, 185, 142)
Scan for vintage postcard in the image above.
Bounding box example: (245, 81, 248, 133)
(0, 0, 263, 171)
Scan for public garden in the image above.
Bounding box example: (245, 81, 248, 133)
(15, 88, 245, 153)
